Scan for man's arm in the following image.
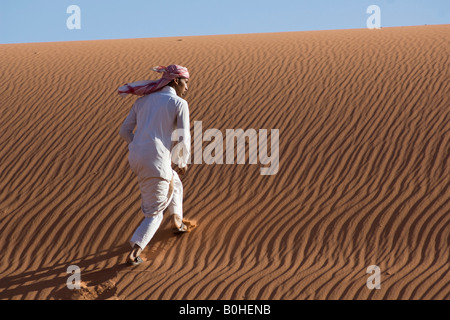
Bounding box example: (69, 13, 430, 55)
(175, 101, 191, 174)
(119, 105, 136, 144)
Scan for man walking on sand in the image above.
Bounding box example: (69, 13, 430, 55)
(118, 65, 191, 266)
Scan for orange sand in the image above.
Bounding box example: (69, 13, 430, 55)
(0, 25, 449, 300)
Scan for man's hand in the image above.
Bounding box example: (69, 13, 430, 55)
(175, 165, 188, 176)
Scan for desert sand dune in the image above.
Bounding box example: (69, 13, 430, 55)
(0, 25, 448, 300)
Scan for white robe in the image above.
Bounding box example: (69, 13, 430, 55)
(119, 86, 190, 249)
(129, 170, 183, 249)
(120, 85, 191, 180)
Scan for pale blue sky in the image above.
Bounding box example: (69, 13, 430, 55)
(1, 0, 448, 44)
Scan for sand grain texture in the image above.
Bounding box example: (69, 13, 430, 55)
(0, 25, 449, 300)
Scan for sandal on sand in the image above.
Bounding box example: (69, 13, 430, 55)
(127, 256, 143, 266)
(172, 222, 188, 234)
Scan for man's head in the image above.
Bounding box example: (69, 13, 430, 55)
(168, 77, 189, 97)
(118, 64, 190, 98)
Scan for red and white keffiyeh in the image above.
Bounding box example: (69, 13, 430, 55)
(118, 65, 190, 97)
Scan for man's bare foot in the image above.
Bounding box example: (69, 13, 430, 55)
(127, 244, 143, 266)
(171, 214, 183, 229)
(171, 214, 188, 234)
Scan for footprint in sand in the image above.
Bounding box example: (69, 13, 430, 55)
(71, 280, 119, 300)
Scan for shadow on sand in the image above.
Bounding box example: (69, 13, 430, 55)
(0, 217, 195, 300)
